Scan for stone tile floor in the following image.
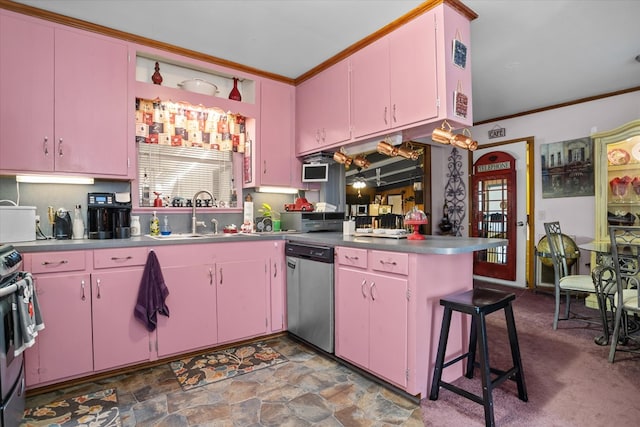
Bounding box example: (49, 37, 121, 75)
(25, 336, 424, 426)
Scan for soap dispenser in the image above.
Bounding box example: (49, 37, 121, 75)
(150, 211, 160, 236)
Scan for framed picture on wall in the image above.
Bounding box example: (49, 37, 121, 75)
(452, 39, 467, 69)
(541, 137, 594, 198)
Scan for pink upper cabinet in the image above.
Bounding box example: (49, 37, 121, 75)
(0, 10, 130, 178)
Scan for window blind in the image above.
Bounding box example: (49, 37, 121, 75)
(138, 143, 233, 206)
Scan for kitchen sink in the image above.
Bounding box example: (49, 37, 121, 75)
(145, 232, 251, 240)
(145, 233, 208, 240)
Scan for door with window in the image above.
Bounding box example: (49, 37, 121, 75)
(472, 151, 517, 281)
(471, 138, 533, 287)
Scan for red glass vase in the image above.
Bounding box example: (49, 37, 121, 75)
(228, 77, 242, 101)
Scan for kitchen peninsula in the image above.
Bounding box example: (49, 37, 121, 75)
(14, 232, 504, 399)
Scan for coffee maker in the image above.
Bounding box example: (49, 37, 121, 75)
(87, 192, 132, 239)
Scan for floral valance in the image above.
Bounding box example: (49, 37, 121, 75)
(135, 98, 248, 153)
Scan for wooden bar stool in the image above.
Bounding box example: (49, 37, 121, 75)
(429, 288, 528, 427)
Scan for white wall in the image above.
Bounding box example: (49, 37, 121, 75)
(468, 91, 640, 249)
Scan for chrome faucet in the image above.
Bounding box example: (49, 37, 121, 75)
(191, 190, 214, 234)
(210, 218, 219, 235)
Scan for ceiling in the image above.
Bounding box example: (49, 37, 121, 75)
(9, 0, 640, 124)
(6, 0, 640, 190)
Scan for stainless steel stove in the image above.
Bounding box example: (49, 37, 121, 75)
(0, 245, 27, 426)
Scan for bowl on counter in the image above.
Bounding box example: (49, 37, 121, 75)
(177, 78, 219, 96)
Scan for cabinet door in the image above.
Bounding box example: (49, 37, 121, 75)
(92, 268, 151, 371)
(368, 272, 408, 388)
(54, 28, 129, 176)
(296, 73, 324, 155)
(28, 272, 93, 385)
(156, 264, 217, 357)
(296, 59, 350, 155)
(269, 241, 286, 332)
(216, 258, 269, 343)
(350, 37, 391, 139)
(258, 80, 296, 187)
(321, 59, 351, 148)
(389, 10, 438, 128)
(335, 267, 370, 369)
(0, 12, 55, 173)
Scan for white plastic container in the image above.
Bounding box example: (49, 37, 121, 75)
(0, 206, 36, 243)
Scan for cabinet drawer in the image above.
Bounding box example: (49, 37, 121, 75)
(94, 247, 148, 269)
(370, 251, 408, 276)
(29, 251, 87, 273)
(336, 247, 367, 269)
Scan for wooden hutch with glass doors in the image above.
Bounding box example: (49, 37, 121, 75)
(594, 119, 640, 242)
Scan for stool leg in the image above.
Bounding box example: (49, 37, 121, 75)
(505, 303, 528, 402)
(477, 312, 496, 427)
(466, 315, 478, 379)
(430, 306, 453, 401)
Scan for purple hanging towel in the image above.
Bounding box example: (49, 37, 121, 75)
(134, 250, 169, 331)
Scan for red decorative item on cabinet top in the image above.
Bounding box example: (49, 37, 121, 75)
(229, 77, 242, 101)
(152, 62, 163, 85)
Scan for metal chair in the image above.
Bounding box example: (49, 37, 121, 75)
(543, 222, 600, 330)
(607, 226, 640, 362)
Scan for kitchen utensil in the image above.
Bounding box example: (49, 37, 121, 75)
(54, 208, 72, 240)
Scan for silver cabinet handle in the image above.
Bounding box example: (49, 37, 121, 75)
(96, 278, 101, 299)
(219, 267, 223, 285)
(369, 281, 376, 301)
(42, 260, 68, 266)
(361, 279, 367, 298)
(263, 160, 267, 174)
(379, 260, 397, 266)
(383, 106, 388, 125)
(345, 255, 359, 261)
(273, 262, 277, 278)
(58, 138, 63, 156)
(81, 279, 86, 301)
(209, 267, 213, 286)
(392, 104, 397, 123)
(110, 256, 133, 261)
(43, 136, 49, 155)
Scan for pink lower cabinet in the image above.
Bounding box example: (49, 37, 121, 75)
(24, 251, 93, 387)
(216, 257, 269, 343)
(335, 246, 474, 397)
(269, 241, 286, 333)
(154, 245, 217, 358)
(214, 242, 270, 343)
(91, 247, 151, 371)
(335, 250, 409, 389)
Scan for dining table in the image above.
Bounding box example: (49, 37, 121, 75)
(578, 240, 640, 346)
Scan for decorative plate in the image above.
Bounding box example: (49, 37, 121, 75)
(608, 148, 630, 165)
(632, 143, 640, 162)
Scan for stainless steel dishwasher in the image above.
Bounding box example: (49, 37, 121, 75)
(286, 242, 335, 353)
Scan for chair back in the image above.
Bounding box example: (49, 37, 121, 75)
(608, 225, 640, 310)
(543, 222, 571, 280)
